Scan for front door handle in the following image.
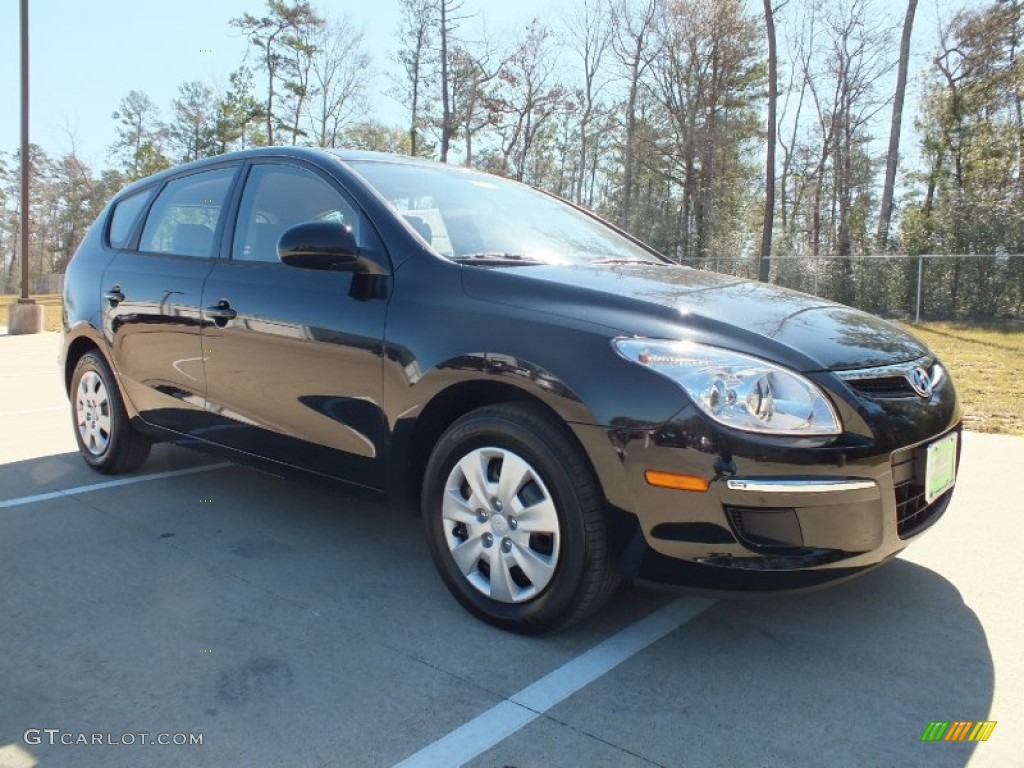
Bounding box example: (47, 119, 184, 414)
(104, 285, 125, 306)
(205, 299, 237, 324)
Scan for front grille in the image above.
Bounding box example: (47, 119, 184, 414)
(891, 443, 953, 538)
(847, 376, 916, 398)
(838, 358, 940, 400)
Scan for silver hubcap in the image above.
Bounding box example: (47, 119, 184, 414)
(76, 371, 112, 456)
(442, 447, 561, 604)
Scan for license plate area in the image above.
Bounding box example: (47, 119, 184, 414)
(925, 431, 958, 503)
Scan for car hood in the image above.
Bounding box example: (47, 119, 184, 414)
(461, 263, 929, 372)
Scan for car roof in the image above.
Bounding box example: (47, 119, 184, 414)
(114, 147, 452, 199)
(326, 149, 447, 169)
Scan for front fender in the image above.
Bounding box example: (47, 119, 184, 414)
(382, 349, 637, 518)
(402, 351, 595, 424)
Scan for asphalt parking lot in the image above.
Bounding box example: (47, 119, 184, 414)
(0, 330, 1021, 768)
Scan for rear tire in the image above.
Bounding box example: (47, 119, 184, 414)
(70, 351, 152, 474)
(421, 403, 619, 633)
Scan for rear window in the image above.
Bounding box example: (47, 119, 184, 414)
(107, 188, 155, 249)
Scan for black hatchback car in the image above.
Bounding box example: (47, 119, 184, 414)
(62, 148, 961, 632)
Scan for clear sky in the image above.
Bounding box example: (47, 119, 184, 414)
(0, 0, 979, 174)
(0, 0, 559, 170)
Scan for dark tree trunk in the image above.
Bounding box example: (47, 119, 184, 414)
(758, 0, 777, 282)
(876, 0, 917, 248)
(410, 42, 421, 157)
(264, 39, 276, 145)
(440, 1, 451, 162)
(621, 77, 639, 229)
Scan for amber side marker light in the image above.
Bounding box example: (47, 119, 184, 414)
(645, 470, 710, 492)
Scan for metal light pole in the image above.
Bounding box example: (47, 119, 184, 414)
(20, 0, 29, 300)
(9, 0, 43, 333)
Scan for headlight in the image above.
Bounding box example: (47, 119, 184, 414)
(614, 338, 842, 436)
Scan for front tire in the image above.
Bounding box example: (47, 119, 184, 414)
(70, 351, 152, 474)
(421, 403, 619, 633)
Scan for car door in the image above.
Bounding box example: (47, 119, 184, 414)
(199, 159, 391, 487)
(103, 164, 240, 434)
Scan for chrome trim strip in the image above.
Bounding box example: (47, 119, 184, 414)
(834, 356, 932, 380)
(726, 478, 878, 493)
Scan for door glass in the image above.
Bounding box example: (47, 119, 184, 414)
(232, 164, 360, 263)
(139, 167, 236, 257)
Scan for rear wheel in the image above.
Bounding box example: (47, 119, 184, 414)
(70, 351, 152, 474)
(421, 403, 619, 633)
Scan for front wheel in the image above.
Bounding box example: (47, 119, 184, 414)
(421, 403, 619, 633)
(70, 351, 152, 474)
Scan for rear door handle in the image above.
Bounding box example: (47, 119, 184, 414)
(103, 285, 125, 305)
(205, 299, 237, 323)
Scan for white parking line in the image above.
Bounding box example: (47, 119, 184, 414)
(394, 597, 716, 768)
(0, 463, 232, 509)
(0, 406, 65, 417)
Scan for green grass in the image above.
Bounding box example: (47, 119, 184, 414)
(899, 321, 1024, 436)
(0, 294, 63, 332)
(3, 295, 1020, 435)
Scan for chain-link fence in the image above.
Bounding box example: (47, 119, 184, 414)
(678, 254, 1024, 323)
(1, 273, 64, 296)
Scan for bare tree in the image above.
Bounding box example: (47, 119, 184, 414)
(438, 0, 472, 162)
(801, 0, 895, 265)
(491, 20, 566, 182)
(777, 8, 812, 234)
(759, 0, 779, 282)
(876, 0, 918, 248)
(449, 43, 500, 166)
(396, 0, 437, 157)
(307, 16, 371, 147)
(610, 0, 660, 229)
(283, 23, 319, 144)
(562, 0, 612, 204)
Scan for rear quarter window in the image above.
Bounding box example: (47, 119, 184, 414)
(107, 188, 155, 249)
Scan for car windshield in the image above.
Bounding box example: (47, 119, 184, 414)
(346, 160, 664, 267)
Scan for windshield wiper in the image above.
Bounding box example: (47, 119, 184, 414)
(588, 258, 661, 266)
(450, 252, 549, 266)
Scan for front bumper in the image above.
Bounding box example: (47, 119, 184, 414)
(572, 418, 961, 592)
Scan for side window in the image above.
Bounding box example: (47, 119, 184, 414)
(107, 188, 155, 248)
(232, 164, 360, 263)
(139, 167, 236, 257)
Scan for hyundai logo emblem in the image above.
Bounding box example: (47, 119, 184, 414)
(908, 366, 933, 398)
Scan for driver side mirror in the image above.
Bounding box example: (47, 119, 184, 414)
(277, 221, 360, 271)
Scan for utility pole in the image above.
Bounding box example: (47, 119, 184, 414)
(10, 0, 43, 334)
